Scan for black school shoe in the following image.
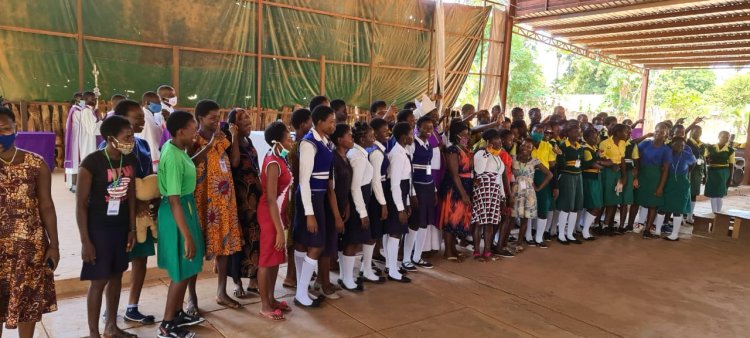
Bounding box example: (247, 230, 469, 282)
(401, 262, 418, 272)
(557, 238, 570, 245)
(159, 321, 195, 338)
(535, 241, 548, 248)
(387, 275, 412, 283)
(294, 296, 324, 308)
(174, 310, 204, 328)
(338, 279, 364, 292)
(525, 239, 537, 246)
(413, 259, 434, 269)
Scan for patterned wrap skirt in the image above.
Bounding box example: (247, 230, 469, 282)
(471, 172, 503, 225)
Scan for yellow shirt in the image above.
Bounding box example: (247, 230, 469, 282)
(531, 140, 556, 169)
(599, 138, 626, 164)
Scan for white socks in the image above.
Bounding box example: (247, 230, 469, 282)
(547, 211, 558, 236)
(557, 211, 569, 241)
(430, 225, 441, 252)
(341, 255, 358, 289)
(566, 212, 577, 240)
(582, 212, 596, 239)
(382, 234, 390, 260)
(403, 229, 417, 264)
(638, 206, 648, 225)
(535, 218, 546, 243)
(687, 202, 696, 222)
(525, 219, 534, 242)
(361, 244, 379, 280)
(669, 216, 683, 240)
(654, 213, 665, 235)
(386, 237, 402, 279)
(710, 198, 723, 213)
(293, 250, 306, 283)
(296, 256, 318, 306)
(413, 228, 427, 263)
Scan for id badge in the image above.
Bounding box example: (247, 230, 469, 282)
(427, 166, 432, 176)
(575, 159, 581, 168)
(696, 159, 704, 165)
(219, 158, 229, 173)
(107, 198, 121, 216)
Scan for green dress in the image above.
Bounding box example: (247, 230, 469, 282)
(687, 138, 706, 197)
(555, 139, 584, 212)
(582, 144, 603, 209)
(157, 141, 205, 282)
(661, 171, 692, 214)
(704, 144, 734, 198)
(622, 142, 637, 205)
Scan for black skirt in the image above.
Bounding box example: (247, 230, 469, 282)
(343, 184, 373, 245)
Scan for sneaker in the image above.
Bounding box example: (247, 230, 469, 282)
(159, 321, 195, 338)
(498, 248, 515, 257)
(401, 262, 418, 272)
(413, 259, 434, 269)
(535, 241, 548, 248)
(124, 307, 156, 324)
(174, 310, 205, 328)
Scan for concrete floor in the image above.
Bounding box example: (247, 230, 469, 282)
(9, 171, 748, 337)
(5, 232, 750, 338)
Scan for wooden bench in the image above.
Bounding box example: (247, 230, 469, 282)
(692, 212, 714, 235)
(713, 209, 750, 242)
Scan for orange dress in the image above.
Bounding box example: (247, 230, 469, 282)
(193, 135, 242, 259)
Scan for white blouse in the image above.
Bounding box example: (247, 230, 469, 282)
(347, 143, 373, 219)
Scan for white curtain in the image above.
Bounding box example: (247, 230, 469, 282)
(478, 8, 506, 110)
(433, 0, 446, 113)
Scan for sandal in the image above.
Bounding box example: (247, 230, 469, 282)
(472, 252, 485, 262)
(273, 300, 292, 313)
(185, 300, 200, 317)
(446, 256, 461, 263)
(282, 282, 297, 289)
(259, 309, 285, 321)
(216, 296, 242, 309)
(103, 328, 137, 338)
(483, 251, 493, 260)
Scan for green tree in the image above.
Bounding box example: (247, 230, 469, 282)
(558, 57, 612, 94)
(603, 70, 641, 114)
(710, 73, 750, 136)
(507, 35, 548, 107)
(650, 69, 716, 120)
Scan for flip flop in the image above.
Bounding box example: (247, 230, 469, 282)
(282, 282, 297, 289)
(259, 309, 285, 321)
(216, 296, 242, 309)
(273, 300, 292, 313)
(446, 256, 461, 263)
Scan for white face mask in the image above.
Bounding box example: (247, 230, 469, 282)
(167, 97, 178, 107)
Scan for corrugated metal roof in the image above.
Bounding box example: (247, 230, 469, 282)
(513, 0, 750, 69)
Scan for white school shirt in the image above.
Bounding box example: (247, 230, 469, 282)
(298, 128, 330, 216)
(369, 141, 388, 206)
(137, 106, 163, 171)
(474, 149, 506, 198)
(347, 143, 373, 219)
(388, 142, 412, 212)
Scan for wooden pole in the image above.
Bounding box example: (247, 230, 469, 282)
(172, 47, 180, 96)
(742, 117, 750, 185)
(76, 0, 84, 92)
(498, 0, 515, 113)
(256, 0, 263, 127)
(368, 1, 375, 107)
(638, 69, 650, 121)
(320, 55, 326, 95)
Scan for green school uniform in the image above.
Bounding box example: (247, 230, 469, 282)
(582, 144, 603, 210)
(687, 138, 707, 197)
(157, 141, 206, 282)
(704, 144, 734, 198)
(622, 142, 638, 205)
(548, 138, 561, 211)
(555, 139, 584, 212)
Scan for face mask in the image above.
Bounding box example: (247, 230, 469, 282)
(148, 102, 162, 114)
(113, 139, 134, 155)
(459, 136, 468, 147)
(530, 132, 544, 143)
(0, 133, 16, 150)
(167, 97, 178, 107)
(78, 100, 86, 108)
(594, 125, 604, 132)
(274, 141, 289, 158)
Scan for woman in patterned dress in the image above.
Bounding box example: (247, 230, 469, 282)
(224, 109, 262, 298)
(188, 100, 243, 313)
(438, 121, 473, 262)
(471, 129, 510, 261)
(0, 107, 58, 338)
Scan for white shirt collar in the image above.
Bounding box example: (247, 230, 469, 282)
(311, 128, 328, 143)
(391, 142, 406, 155)
(374, 140, 386, 152)
(414, 136, 428, 148)
(353, 143, 368, 155)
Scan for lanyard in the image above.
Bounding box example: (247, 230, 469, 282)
(104, 148, 124, 187)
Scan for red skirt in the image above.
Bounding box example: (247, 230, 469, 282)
(258, 200, 287, 267)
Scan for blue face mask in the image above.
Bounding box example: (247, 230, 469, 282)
(530, 132, 544, 143)
(0, 133, 16, 150)
(78, 100, 86, 108)
(148, 102, 163, 114)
